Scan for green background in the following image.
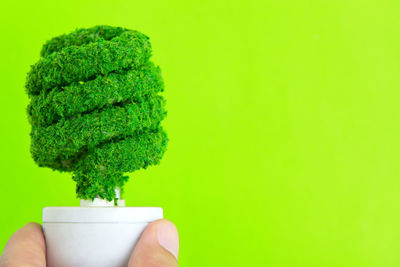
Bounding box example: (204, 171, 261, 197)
(1, 0, 400, 266)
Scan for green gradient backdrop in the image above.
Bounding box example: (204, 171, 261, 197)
(1, 0, 400, 266)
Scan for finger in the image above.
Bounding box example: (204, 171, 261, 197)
(128, 219, 179, 267)
(0, 223, 46, 267)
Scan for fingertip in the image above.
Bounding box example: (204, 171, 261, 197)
(17, 223, 46, 250)
(0, 222, 46, 267)
(21, 222, 44, 236)
(156, 219, 179, 259)
(128, 219, 179, 267)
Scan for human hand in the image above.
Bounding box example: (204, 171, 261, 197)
(0, 220, 179, 267)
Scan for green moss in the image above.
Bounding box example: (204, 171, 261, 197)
(28, 61, 163, 127)
(26, 29, 152, 95)
(40, 25, 129, 57)
(26, 26, 168, 201)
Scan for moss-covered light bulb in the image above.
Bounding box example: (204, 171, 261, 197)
(25, 25, 168, 201)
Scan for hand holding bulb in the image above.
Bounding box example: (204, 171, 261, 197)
(0, 220, 179, 267)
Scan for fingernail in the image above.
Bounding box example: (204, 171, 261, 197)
(157, 221, 179, 259)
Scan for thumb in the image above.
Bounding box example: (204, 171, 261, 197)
(0, 223, 46, 267)
(128, 219, 179, 267)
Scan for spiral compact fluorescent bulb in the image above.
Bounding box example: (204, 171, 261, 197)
(26, 25, 168, 201)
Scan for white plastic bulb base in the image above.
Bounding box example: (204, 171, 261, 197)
(42, 195, 163, 267)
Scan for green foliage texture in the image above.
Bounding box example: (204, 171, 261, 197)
(25, 25, 168, 201)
